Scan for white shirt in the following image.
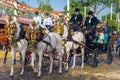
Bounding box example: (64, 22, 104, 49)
(43, 17, 52, 26)
(33, 16, 42, 25)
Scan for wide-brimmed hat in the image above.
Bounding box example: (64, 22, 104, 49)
(87, 11, 94, 15)
(45, 12, 49, 16)
(35, 12, 39, 15)
(74, 8, 80, 12)
(96, 23, 102, 28)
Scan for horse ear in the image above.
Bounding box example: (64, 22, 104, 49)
(31, 21, 37, 27)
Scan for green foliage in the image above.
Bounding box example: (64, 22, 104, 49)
(64, 0, 90, 17)
(4, 5, 14, 16)
(102, 13, 119, 31)
(38, 4, 53, 12)
(107, 20, 118, 31)
(102, 13, 117, 21)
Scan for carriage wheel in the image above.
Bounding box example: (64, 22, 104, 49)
(92, 49, 99, 68)
(107, 43, 114, 64)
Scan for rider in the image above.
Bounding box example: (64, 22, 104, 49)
(68, 8, 83, 39)
(84, 11, 99, 39)
(69, 8, 83, 31)
(32, 12, 42, 30)
(43, 12, 53, 32)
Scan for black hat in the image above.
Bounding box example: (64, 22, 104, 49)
(74, 8, 80, 12)
(87, 11, 94, 15)
(35, 12, 39, 15)
(45, 12, 49, 16)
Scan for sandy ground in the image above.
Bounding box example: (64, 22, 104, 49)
(0, 51, 120, 80)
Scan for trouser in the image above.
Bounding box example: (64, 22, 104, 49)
(116, 45, 120, 53)
(46, 25, 52, 32)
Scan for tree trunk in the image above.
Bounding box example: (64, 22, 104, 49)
(94, 2, 97, 17)
(117, 13, 120, 31)
(110, 2, 113, 20)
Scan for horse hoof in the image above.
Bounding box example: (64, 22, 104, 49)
(9, 74, 13, 77)
(59, 71, 62, 74)
(3, 61, 6, 64)
(20, 73, 23, 76)
(37, 74, 41, 78)
(72, 66, 75, 69)
(48, 71, 52, 74)
(81, 66, 84, 69)
(59, 72, 62, 75)
(33, 69, 38, 73)
(65, 69, 68, 72)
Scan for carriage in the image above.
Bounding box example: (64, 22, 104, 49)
(84, 35, 114, 68)
(62, 23, 115, 68)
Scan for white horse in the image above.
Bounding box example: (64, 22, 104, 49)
(5, 19, 28, 76)
(30, 32, 63, 77)
(62, 24, 85, 71)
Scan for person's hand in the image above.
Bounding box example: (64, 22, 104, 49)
(92, 26, 95, 28)
(78, 22, 80, 24)
(69, 22, 72, 25)
(83, 26, 86, 29)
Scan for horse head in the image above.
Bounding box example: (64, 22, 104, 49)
(4, 18, 18, 46)
(26, 21, 41, 51)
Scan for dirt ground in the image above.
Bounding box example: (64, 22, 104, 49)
(0, 53, 120, 80)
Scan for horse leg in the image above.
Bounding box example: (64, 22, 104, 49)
(48, 53, 53, 74)
(81, 46, 84, 69)
(65, 49, 70, 71)
(19, 52, 22, 61)
(31, 52, 37, 72)
(37, 52, 43, 77)
(9, 49, 16, 76)
(20, 51, 26, 75)
(72, 50, 77, 68)
(58, 51, 62, 73)
(3, 49, 8, 64)
(20, 44, 28, 75)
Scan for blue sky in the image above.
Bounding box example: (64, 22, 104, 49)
(18, 0, 67, 11)
(18, 0, 110, 20)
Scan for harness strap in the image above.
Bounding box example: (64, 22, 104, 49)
(42, 34, 53, 53)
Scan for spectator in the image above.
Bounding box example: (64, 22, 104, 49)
(33, 12, 42, 27)
(116, 34, 120, 54)
(43, 13, 52, 32)
(102, 21, 111, 35)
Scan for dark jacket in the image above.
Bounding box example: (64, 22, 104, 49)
(70, 13, 83, 24)
(84, 16, 99, 30)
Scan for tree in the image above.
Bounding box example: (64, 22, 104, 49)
(37, 0, 53, 12)
(64, 0, 90, 17)
(22, 1, 26, 4)
(86, 0, 109, 16)
(107, 20, 118, 31)
(102, 13, 119, 31)
(102, 13, 116, 21)
(38, 4, 53, 12)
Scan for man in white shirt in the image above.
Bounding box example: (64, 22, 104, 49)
(33, 12, 42, 30)
(43, 13, 52, 32)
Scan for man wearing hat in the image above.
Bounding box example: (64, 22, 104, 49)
(67, 8, 83, 39)
(33, 12, 42, 29)
(70, 8, 83, 25)
(84, 11, 99, 39)
(84, 11, 99, 30)
(43, 12, 52, 32)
